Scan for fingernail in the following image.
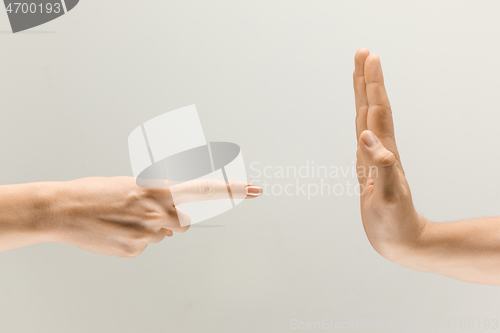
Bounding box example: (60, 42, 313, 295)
(246, 186, 262, 196)
(362, 131, 379, 148)
(166, 229, 173, 237)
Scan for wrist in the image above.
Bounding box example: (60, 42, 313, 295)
(393, 216, 436, 271)
(28, 181, 67, 243)
(0, 181, 64, 246)
(39, 180, 81, 244)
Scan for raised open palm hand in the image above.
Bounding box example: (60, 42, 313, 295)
(353, 48, 428, 265)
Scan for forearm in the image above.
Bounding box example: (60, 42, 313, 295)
(0, 182, 58, 252)
(400, 217, 500, 285)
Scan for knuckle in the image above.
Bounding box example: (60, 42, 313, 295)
(369, 104, 392, 119)
(198, 179, 216, 198)
(376, 150, 396, 167)
(127, 191, 141, 202)
(144, 208, 166, 220)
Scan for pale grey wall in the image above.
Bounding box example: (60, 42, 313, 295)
(1, 1, 500, 332)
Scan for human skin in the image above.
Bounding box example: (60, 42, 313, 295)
(354, 47, 500, 285)
(0, 177, 261, 257)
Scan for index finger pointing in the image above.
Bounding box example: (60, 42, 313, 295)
(169, 179, 262, 205)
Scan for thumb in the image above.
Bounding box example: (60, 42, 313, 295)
(359, 130, 402, 199)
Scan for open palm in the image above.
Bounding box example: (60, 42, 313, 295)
(353, 48, 427, 264)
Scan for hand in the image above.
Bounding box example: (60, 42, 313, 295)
(353, 48, 428, 265)
(45, 177, 261, 258)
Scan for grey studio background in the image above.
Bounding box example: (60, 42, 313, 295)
(1, 1, 499, 332)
